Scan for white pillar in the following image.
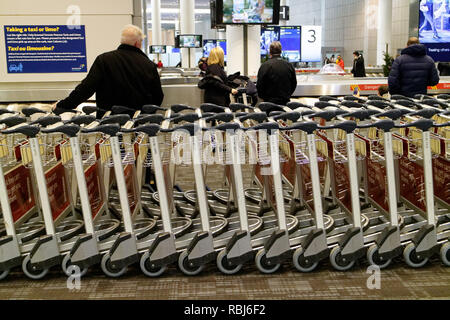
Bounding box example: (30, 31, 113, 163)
(280, 0, 289, 26)
(180, 0, 195, 68)
(376, 0, 393, 66)
(226, 25, 244, 75)
(151, 0, 162, 46)
(247, 25, 261, 77)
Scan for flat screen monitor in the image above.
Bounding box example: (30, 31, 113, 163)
(279, 26, 301, 62)
(260, 26, 280, 56)
(217, 39, 227, 56)
(218, 0, 280, 25)
(178, 35, 203, 48)
(203, 39, 227, 61)
(418, 0, 450, 61)
(150, 45, 167, 54)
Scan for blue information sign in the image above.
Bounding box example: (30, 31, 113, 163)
(4, 25, 87, 73)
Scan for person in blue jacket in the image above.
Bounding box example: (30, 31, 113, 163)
(388, 37, 440, 98)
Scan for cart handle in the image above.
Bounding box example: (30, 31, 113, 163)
(82, 106, 106, 115)
(64, 115, 96, 126)
(319, 120, 357, 133)
(99, 114, 130, 126)
(357, 119, 395, 132)
(371, 109, 405, 120)
(171, 113, 200, 124)
(340, 101, 367, 109)
(433, 121, 450, 128)
(272, 111, 301, 123)
(258, 102, 286, 113)
(286, 101, 312, 110)
(200, 103, 226, 114)
(0, 116, 27, 127)
(414, 94, 434, 100)
(366, 100, 395, 109)
(141, 104, 165, 114)
(340, 109, 371, 121)
(111, 105, 136, 116)
(170, 104, 195, 113)
(391, 95, 414, 102)
(53, 107, 77, 116)
(41, 124, 80, 137)
(81, 124, 120, 136)
(343, 95, 366, 103)
(407, 108, 442, 119)
(318, 96, 341, 102)
(30, 115, 62, 127)
(238, 112, 267, 123)
(394, 118, 434, 131)
(2, 125, 40, 138)
(314, 101, 337, 109)
(0, 109, 14, 115)
(367, 95, 390, 102)
(160, 123, 199, 136)
(394, 99, 422, 109)
(280, 121, 317, 135)
(206, 122, 240, 132)
(305, 110, 337, 122)
(130, 124, 161, 137)
(229, 103, 254, 112)
(421, 99, 448, 108)
(436, 94, 450, 100)
(203, 113, 234, 123)
(133, 114, 165, 126)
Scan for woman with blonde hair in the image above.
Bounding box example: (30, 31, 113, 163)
(199, 46, 237, 107)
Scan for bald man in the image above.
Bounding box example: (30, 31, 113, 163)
(55, 25, 164, 116)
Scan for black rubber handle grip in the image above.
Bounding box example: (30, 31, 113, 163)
(204, 113, 234, 123)
(0, 109, 14, 115)
(366, 100, 395, 109)
(134, 114, 165, 126)
(319, 96, 341, 102)
(245, 122, 279, 132)
(111, 105, 136, 115)
(268, 111, 284, 117)
(82, 124, 120, 136)
(82, 106, 105, 115)
(437, 94, 450, 100)
(367, 95, 390, 102)
(358, 119, 395, 132)
(161, 123, 198, 136)
(64, 115, 96, 126)
(142, 104, 165, 114)
(314, 101, 337, 109)
(421, 99, 448, 108)
(373, 109, 404, 120)
(433, 122, 449, 128)
(170, 104, 195, 113)
(228, 103, 253, 112)
(30, 115, 62, 127)
(395, 118, 434, 132)
(99, 114, 131, 126)
(53, 107, 77, 116)
(171, 113, 199, 124)
(286, 101, 311, 110)
(340, 101, 366, 109)
(319, 120, 357, 133)
(272, 111, 301, 122)
(208, 122, 240, 132)
(391, 95, 413, 101)
(307, 110, 336, 121)
(407, 108, 442, 119)
(41, 124, 80, 137)
(394, 99, 421, 109)
(414, 94, 433, 100)
(2, 125, 40, 138)
(200, 112, 215, 119)
(258, 102, 285, 113)
(22, 107, 47, 117)
(235, 112, 248, 118)
(0, 116, 27, 127)
(238, 112, 267, 123)
(282, 121, 317, 134)
(341, 110, 370, 121)
(343, 96, 366, 103)
(133, 124, 160, 137)
(200, 103, 226, 113)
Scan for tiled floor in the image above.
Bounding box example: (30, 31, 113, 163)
(0, 257, 449, 300)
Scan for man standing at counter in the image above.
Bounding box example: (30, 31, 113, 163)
(388, 37, 439, 98)
(54, 25, 164, 117)
(256, 41, 297, 106)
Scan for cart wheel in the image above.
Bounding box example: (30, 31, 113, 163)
(140, 251, 167, 277)
(366, 244, 392, 269)
(329, 246, 355, 271)
(61, 254, 88, 277)
(216, 249, 243, 275)
(178, 250, 204, 276)
(100, 253, 128, 278)
(0, 269, 9, 281)
(255, 249, 281, 274)
(403, 242, 428, 268)
(22, 255, 49, 280)
(440, 242, 450, 267)
(292, 247, 319, 273)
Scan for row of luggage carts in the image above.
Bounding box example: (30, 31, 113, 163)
(0, 91, 448, 279)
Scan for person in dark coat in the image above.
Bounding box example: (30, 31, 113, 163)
(256, 41, 297, 106)
(388, 37, 440, 98)
(54, 25, 164, 117)
(201, 47, 237, 107)
(351, 51, 366, 77)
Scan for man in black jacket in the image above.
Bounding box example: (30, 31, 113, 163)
(256, 41, 297, 106)
(55, 25, 164, 116)
(388, 37, 439, 97)
(351, 51, 366, 77)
